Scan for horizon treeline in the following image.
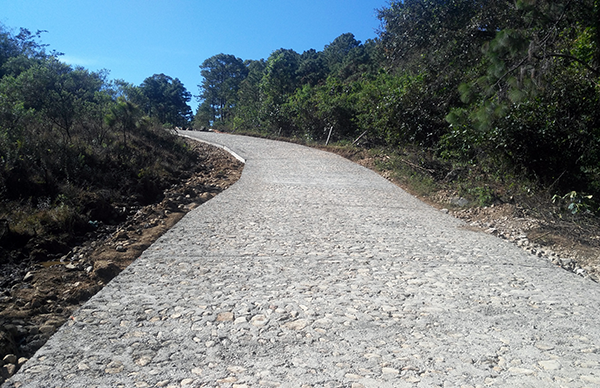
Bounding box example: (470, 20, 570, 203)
(195, 0, 600, 200)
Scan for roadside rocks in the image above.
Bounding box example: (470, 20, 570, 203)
(0, 327, 34, 384)
(452, 204, 600, 282)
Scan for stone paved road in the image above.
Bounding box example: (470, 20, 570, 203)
(5, 132, 600, 388)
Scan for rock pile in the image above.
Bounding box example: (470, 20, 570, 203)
(0, 354, 27, 384)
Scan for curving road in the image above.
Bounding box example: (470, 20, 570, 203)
(5, 132, 600, 387)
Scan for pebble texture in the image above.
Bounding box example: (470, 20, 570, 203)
(5, 132, 600, 388)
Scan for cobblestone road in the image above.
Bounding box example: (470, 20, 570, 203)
(5, 132, 600, 387)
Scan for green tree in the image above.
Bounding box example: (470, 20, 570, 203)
(297, 49, 328, 86)
(375, 0, 507, 146)
(445, 0, 600, 192)
(104, 96, 141, 147)
(196, 53, 248, 126)
(0, 25, 53, 77)
(233, 59, 266, 131)
(323, 33, 361, 77)
(2, 58, 105, 141)
(259, 49, 301, 134)
(286, 77, 358, 143)
(137, 73, 192, 126)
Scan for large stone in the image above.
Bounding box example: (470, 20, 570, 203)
(38, 325, 55, 334)
(3, 364, 16, 377)
(2, 354, 17, 364)
(538, 359, 560, 370)
(92, 261, 121, 282)
(105, 360, 124, 374)
(449, 196, 469, 207)
(217, 312, 234, 322)
(282, 319, 309, 331)
(250, 314, 269, 327)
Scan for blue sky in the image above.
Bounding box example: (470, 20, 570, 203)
(1, 0, 387, 111)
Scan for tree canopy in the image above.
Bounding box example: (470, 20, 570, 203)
(136, 73, 192, 127)
(196, 54, 248, 126)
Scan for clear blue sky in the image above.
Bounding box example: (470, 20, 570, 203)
(1, 0, 387, 111)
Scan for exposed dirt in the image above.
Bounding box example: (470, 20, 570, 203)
(0, 140, 243, 377)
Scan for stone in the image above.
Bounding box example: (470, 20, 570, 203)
(227, 366, 246, 374)
(535, 342, 555, 351)
(116, 231, 129, 240)
(6, 364, 16, 376)
(250, 314, 269, 327)
(38, 325, 54, 334)
(105, 360, 124, 374)
(77, 362, 90, 370)
(1, 364, 16, 378)
(2, 354, 17, 364)
(135, 356, 152, 366)
(282, 319, 309, 331)
(191, 367, 202, 375)
(508, 367, 535, 375)
(538, 360, 560, 370)
(581, 375, 600, 384)
(92, 261, 121, 282)
(449, 197, 469, 207)
(23, 272, 35, 282)
(217, 312, 234, 322)
(312, 317, 332, 329)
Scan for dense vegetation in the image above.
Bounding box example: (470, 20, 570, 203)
(0, 25, 195, 263)
(194, 0, 600, 211)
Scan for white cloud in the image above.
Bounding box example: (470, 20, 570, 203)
(60, 55, 98, 67)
